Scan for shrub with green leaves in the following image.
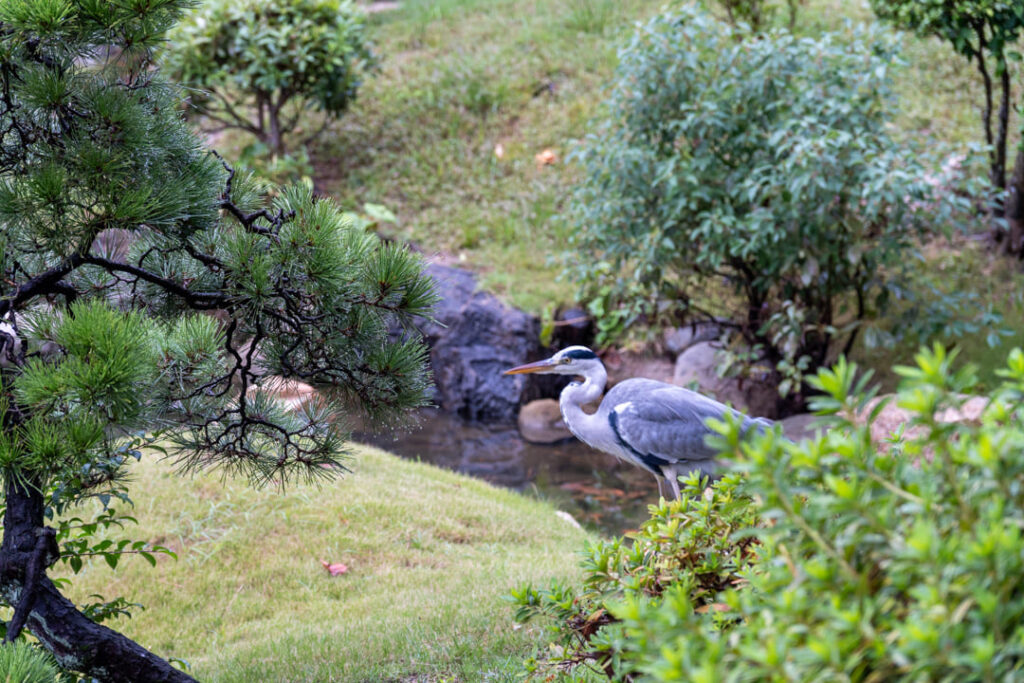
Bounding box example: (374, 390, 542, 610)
(870, 0, 1024, 254)
(871, 1, 1023, 195)
(514, 344, 1024, 681)
(166, 0, 376, 156)
(711, 0, 773, 31)
(511, 472, 759, 679)
(565, 6, 968, 412)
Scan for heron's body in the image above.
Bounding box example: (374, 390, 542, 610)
(505, 346, 771, 500)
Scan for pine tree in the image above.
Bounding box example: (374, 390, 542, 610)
(0, 2, 435, 680)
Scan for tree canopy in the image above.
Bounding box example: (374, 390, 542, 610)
(165, 0, 376, 156)
(0, 0, 435, 679)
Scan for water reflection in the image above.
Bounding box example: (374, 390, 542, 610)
(353, 408, 660, 536)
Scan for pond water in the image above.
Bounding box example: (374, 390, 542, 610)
(353, 408, 661, 536)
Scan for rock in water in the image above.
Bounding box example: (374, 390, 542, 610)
(517, 399, 572, 444)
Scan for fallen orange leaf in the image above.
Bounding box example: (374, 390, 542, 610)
(320, 559, 349, 576)
(534, 149, 557, 168)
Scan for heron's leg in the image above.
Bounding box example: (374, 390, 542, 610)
(655, 476, 665, 501)
(667, 468, 682, 501)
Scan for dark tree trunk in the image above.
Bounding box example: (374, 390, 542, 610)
(0, 476, 196, 683)
(995, 63, 1011, 197)
(1005, 145, 1024, 257)
(974, 41, 1001, 192)
(267, 102, 285, 158)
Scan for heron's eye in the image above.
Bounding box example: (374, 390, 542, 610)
(561, 357, 571, 364)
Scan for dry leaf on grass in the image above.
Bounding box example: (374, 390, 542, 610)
(320, 559, 349, 576)
(534, 149, 557, 168)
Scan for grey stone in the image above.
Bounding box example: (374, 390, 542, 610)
(417, 264, 541, 422)
(673, 341, 779, 418)
(779, 413, 819, 441)
(603, 350, 677, 388)
(664, 320, 724, 355)
(517, 399, 572, 444)
(672, 342, 719, 388)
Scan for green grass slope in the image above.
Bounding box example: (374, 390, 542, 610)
(59, 445, 591, 682)
(298, 0, 1020, 315)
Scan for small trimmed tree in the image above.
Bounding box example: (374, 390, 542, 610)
(566, 7, 965, 414)
(166, 0, 375, 156)
(0, 1, 434, 681)
(871, 0, 1024, 253)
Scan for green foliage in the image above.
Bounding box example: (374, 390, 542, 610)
(565, 6, 969, 409)
(708, 0, 804, 31)
(710, 0, 774, 31)
(515, 345, 1024, 681)
(871, 1, 1024, 68)
(0, 0, 434, 674)
(871, 0, 1024, 194)
(0, 641, 58, 683)
(166, 0, 376, 155)
(511, 472, 759, 678)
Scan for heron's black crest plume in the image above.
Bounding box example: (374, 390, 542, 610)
(563, 348, 598, 360)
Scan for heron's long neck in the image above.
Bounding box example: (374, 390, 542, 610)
(559, 366, 606, 435)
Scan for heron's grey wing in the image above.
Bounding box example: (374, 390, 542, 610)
(605, 380, 742, 473)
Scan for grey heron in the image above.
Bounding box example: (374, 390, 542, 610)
(504, 346, 773, 500)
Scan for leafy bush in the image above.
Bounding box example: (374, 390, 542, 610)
(564, 6, 968, 412)
(514, 345, 1024, 681)
(166, 0, 376, 156)
(712, 0, 774, 31)
(871, 1, 1023, 194)
(870, 0, 1024, 254)
(511, 472, 759, 679)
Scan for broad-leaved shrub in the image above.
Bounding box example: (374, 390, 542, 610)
(166, 0, 375, 156)
(514, 345, 1024, 681)
(565, 6, 969, 411)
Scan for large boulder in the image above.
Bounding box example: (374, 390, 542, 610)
(602, 349, 677, 387)
(673, 341, 779, 418)
(779, 395, 989, 451)
(860, 394, 987, 451)
(418, 264, 541, 421)
(663, 319, 725, 355)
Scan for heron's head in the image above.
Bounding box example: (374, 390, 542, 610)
(503, 346, 603, 377)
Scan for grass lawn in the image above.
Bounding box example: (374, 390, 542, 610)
(57, 445, 591, 682)
(286, 0, 1018, 313)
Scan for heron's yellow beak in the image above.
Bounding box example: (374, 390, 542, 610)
(503, 358, 556, 375)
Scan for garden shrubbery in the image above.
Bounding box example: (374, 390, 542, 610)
(166, 0, 375, 157)
(513, 345, 1024, 681)
(565, 6, 977, 412)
